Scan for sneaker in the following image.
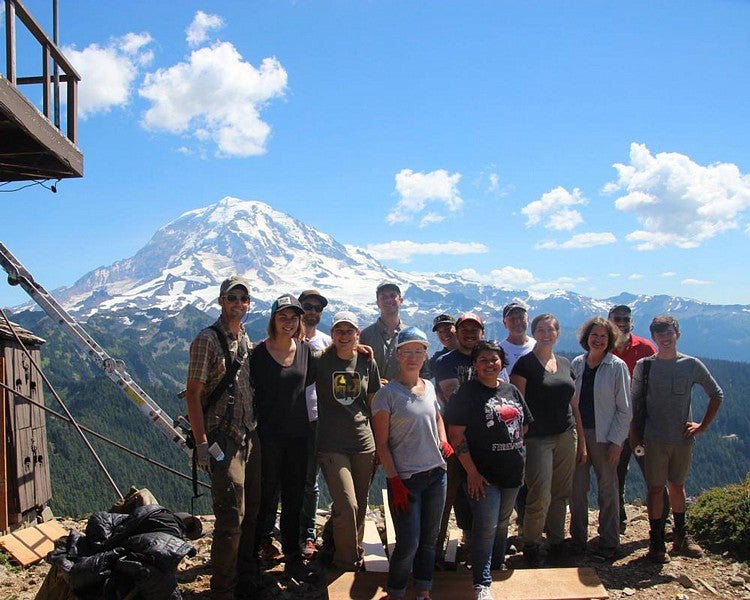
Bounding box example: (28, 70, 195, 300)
(592, 545, 619, 560)
(301, 538, 317, 559)
(645, 540, 670, 564)
(258, 539, 281, 561)
(672, 532, 703, 558)
(474, 584, 495, 600)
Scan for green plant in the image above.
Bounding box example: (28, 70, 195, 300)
(689, 474, 750, 560)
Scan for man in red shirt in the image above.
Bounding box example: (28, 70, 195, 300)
(609, 304, 667, 533)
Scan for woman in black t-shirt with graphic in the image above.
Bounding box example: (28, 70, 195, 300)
(447, 340, 531, 597)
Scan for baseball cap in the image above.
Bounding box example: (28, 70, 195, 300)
(271, 293, 305, 316)
(298, 289, 328, 307)
(609, 304, 632, 315)
(432, 314, 456, 331)
(376, 281, 401, 295)
(455, 312, 484, 329)
(220, 275, 250, 296)
(331, 310, 359, 329)
(396, 326, 429, 348)
(502, 301, 528, 319)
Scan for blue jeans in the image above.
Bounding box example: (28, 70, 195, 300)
(387, 467, 447, 597)
(300, 421, 319, 542)
(467, 483, 519, 586)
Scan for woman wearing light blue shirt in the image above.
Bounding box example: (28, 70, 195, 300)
(569, 316, 631, 557)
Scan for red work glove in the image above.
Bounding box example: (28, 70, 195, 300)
(440, 440, 454, 459)
(387, 476, 413, 514)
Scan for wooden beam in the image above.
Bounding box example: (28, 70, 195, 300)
(380, 488, 395, 559)
(0, 354, 7, 534)
(361, 518, 388, 573)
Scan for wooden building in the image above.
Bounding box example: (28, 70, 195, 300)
(1, 0, 83, 182)
(0, 320, 52, 533)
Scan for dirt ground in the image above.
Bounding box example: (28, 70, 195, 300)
(2, 503, 749, 600)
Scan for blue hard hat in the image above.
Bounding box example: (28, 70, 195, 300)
(396, 326, 429, 349)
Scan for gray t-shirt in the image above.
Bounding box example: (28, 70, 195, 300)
(632, 354, 723, 445)
(315, 350, 381, 454)
(371, 379, 447, 479)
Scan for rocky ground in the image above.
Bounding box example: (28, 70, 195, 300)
(2, 502, 749, 600)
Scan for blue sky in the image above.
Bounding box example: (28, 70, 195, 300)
(2, 0, 749, 308)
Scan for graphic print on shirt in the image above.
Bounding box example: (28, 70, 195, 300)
(484, 397, 522, 441)
(332, 371, 363, 406)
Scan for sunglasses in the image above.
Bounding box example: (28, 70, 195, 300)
(302, 303, 323, 312)
(224, 294, 250, 303)
(612, 316, 631, 323)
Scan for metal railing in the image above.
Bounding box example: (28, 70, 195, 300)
(3, 0, 80, 144)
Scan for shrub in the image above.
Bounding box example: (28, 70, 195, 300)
(689, 474, 750, 560)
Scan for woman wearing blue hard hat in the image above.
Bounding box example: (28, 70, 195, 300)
(372, 327, 453, 600)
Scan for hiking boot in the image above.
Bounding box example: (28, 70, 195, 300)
(301, 538, 317, 559)
(645, 540, 670, 564)
(523, 544, 544, 567)
(672, 532, 703, 558)
(473, 584, 495, 600)
(284, 556, 319, 583)
(258, 539, 281, 561)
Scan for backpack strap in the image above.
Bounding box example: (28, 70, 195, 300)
(205, 325, 248, 416)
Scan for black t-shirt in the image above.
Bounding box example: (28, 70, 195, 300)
(578, 362, 598, 429)
(446, 379, 532, 488)
(250, 340, 316, 438)
(512, 352, 575, 438)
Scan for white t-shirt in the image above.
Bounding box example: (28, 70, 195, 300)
(500, 337, 536, 381)
(305, 329, 333, 421)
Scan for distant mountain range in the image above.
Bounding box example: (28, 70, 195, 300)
(9, 196, 750, 361)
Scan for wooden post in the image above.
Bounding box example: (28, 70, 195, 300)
(0, 352, 8, 533)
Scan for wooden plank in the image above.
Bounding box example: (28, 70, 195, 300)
(443, 526, 460, 567)
(380, 488, 395, 558)
(0, 519, 67, 566)
(327, 568, 607, 600)
(0, 353, 7, 533)
(361, 518, 388, 573)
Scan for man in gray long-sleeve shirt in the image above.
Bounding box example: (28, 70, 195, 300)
(630, 315, 723, 564)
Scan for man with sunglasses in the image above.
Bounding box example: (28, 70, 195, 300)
(297, 290, 333, 559)
(608, 304, 660, 534)
(186, 275, 260, 600)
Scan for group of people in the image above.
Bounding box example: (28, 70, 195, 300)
(186, 277, 724, 600)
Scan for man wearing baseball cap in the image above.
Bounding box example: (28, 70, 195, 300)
(185, 275, 260, 599)
(360, 281, 406, 382)
(433, 311, 485, 557)
(296, 290, 333, 559)
(429, 314, 457, 377)
(499, 302, 535, 379)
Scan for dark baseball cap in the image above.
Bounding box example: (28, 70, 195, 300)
(502, 302, 528, 319)
(609, 304, 632, 315)
(271, 293, 305, 316)
(455, 312, 484, 329)
(376, 281, 401, 295)
(220, 275, 250, 296)
(432, 314, 456, 331)
(298, 289, 328, 307)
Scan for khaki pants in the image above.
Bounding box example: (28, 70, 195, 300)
(522, 428, 576, 547)
(210, 430, 261, 600)
(319, 451, 375, 569)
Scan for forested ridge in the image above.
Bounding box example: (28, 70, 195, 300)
(10, 309, 750, 517)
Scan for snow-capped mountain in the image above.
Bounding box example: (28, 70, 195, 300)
(15, 197, 750, 361)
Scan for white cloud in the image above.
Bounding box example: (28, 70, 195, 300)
(457, 267, 535, 289)
(139, 42, 287, 157)
(661, 271, 676, 278)
(521, 186, 587, 231)
(186, 11, 224, 47)
(64, 33, 154, 118)
(628, 273, 644, 280)
(388, 169, 463, 225)
(365, 240, 486, 262)
(528, 276, 588, 295)
(682, 278, 712, 286)
(419, 212, 446, 227)
(536, 232, 616, 250)
(608, 273, 621, 278)
(607, 143, 750, 250)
